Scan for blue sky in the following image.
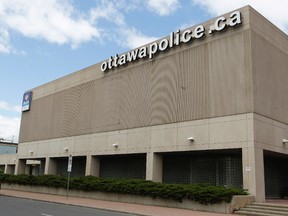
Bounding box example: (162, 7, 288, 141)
(0, 0, 288, 142)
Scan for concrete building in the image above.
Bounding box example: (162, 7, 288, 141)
(0, 141, 18, 155)
(0, 141, 18, 174)
(1, 6, 288, 202)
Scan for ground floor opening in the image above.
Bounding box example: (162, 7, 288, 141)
(52, 156, 86, 177)
(264, 150, 288, 199)
(17, 158, 46, 176)
(99, 154, 146, 180)
(5, 164, 15, 174)
(0, 165, 5, 173)
(162, 149, 243, 188)
(27, 158, 45, 176)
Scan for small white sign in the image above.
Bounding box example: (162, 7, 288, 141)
(246, 167, 251, 172)
(67, 155, 72, 172)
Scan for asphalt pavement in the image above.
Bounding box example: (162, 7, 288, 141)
(0, 189, 235, 216)
(0, 196, 130, 216)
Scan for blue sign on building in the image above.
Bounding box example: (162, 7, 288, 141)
(22, 91, 32, 112)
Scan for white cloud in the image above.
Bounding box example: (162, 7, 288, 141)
(0, 0, 100, 52)
(95, 0, 142, 14)
(0, 28, 26, 55)
(0, 0, 158, 53)
(90, 0, 158, 49)
(0, 28, 12, 53)
(0, 101, 21, 113)
(147, 0, 180, 16)
(192, 0, 288, 33)
(0, 115, 20, 141)
(119, 27, 158, 49)
(89, 1, 125, 26)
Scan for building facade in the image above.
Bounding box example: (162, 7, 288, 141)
(1, 6, 288, 202)
(0, 141, 18, 174)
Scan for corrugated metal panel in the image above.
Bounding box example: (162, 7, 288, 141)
(20, 32, 249, 142)
(118, 64, 152, 128)
(149, 54, 178, 125)
(60, 82, 94, 137)
(20, 94, 54, 141)
(208, 33, 246, 117)
(177, 44, 209, 121)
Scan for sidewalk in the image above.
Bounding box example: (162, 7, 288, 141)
(0, 189, 235, 216)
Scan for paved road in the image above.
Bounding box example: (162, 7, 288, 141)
(1, 189, 234, 216)
(0, 196, 132, 216)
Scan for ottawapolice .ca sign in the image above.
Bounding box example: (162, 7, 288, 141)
(101, 11, 242, 73)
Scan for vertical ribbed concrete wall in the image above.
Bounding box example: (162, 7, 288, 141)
(19, 7, 255, 143)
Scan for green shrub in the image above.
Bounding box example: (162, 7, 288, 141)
(0, 173, 248, 204)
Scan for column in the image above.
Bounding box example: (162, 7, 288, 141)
(15, 159, 28, 175)
(146, 152, 163, 182)
(242, 147, 265, 202)
(85, 155, 100, 177)
(45, 157, 57, 175)
(4, 164, 7, 174)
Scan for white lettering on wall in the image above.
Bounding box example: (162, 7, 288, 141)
(101, 10, 242, 72)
